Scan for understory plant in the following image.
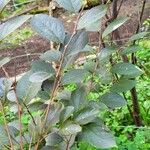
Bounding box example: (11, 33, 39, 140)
(0, 0, 149, 149)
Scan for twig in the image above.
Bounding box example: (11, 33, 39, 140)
(13, 61, 24, 150)
(35, 6, 85, 149)
(2, 6, 38, 23)
(23, 102, 36, 126)
(11, 0, 36, 8)
(66, 135, 73, 150)
(122, 93, 134, 120)
(2, 67, 10, 78)
(132, 0, 147, 64)
(0, 101, 14, 149)
(44, 6, 85, 121)
(117, 0, 124, 16)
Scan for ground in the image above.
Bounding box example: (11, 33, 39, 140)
(0, 0, 150, 77)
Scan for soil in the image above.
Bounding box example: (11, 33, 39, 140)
(0, 0, 150, 77)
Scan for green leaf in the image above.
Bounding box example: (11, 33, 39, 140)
(58, 135, 76, 149)
(77, 5, 107, 30)
(61, 31, 88, 55)
(28, 101, 46, 111)
(31, 14, 65, 43)
(60, 122, 82, 135)
(0, 57, 11, 68)
(7, 90, 17, 102)
(10, 104, 19, 113)
(121, 45, 141, 55)
(70, 86, 87, 111)
(41, 146, 59, 150)
(60, 106, 74, 123)
(110, 78, 136, 93)
(89, 101, 108, 111)
(85, 20, 101, 32)
(102, 17, 128, 38)
(40, 50, 62, 62)
(84, 61, 96, 73)
(0, 0, 11, 12)
(101, 92, 126, 109)
(46, 103, 64, 127)
(74, 108, 99, 125)
(112, 62, 143, 78)
(0, 125, 9, 148)
(56, 0, 82, 13)
(16, 72, 42, 103)
(61, 69, 88, 85)
(31, 60, 55, 74)
(29, 71, 53, 83)
(57, 90, 71, 100)
(129, 32, 149, 41)
(0, 15, 31, 41)
(80, 123, 116, 149)
(46, 132, 63, 146)
(98, 47, 116, 62)
(28, 115, 43, 141)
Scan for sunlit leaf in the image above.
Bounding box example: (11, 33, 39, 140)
(31, 60, 55, 74)
(0, 15, 31, 41)
(56, 0, 82, 13)
(31, 14, 65, 43)
(62, 69, 88, 85)
(16, 72, 42, 103)
(98, 47, 116, 61)
(0, 0, 11, 12)
(40, 50, 62, 62)
(77, 5, 107, 30)
(7, 90, 17, 102)
(0, 57, 11, 68)
(61, 31, 88, 55)
(29, 72, 53, 83)
(102, 17, 128, 38)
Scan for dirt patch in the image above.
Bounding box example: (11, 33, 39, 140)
(0, 0, 150, 77)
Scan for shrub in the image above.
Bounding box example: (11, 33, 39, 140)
(0, 0, 149, 149)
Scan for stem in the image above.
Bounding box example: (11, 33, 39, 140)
(130, 87, 142, 126)
(0, 101, 14, 149)
(35, 6, 85, 148)
(132, 0, 146, 64)
(44, 6, 85, 122)
(111, 0, 142, 126)
(13, 62, 24, 150)
(23, 102, 36, 126)
(66, 135, 72, 150)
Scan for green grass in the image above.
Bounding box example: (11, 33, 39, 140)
(0, 27, 34, 49)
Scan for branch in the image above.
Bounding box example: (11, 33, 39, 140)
(111, 0, 142, 126)
(35, 6, 85, 149)
(132, 0, 146, 64)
